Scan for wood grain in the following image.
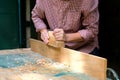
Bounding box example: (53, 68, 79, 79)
(30, 38, 107, 80)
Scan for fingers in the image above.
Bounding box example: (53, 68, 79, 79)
(53, 28, 65, 41)
(40, 28, 65, 43)
(40, 29, 49, 44)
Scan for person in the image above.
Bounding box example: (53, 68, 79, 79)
(31, 0, 99, 55)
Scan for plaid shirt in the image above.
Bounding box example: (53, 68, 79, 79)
(31, 0, 99, 53)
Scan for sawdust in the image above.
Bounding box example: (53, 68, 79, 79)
(0, 49, 97, 80)
(0, 59, 97, 80)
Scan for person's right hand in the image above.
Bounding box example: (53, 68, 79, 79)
(40, 29, 49, 44)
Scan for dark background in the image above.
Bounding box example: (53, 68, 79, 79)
(0, 0, 26, 49)
(99, 0, 120, 76)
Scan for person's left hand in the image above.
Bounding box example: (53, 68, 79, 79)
(53, 28, 66, 41)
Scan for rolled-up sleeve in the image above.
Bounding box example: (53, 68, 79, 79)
(78, 0, 99, 43)
(31, 0, 47, 32)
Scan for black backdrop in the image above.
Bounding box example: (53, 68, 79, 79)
(99, 0, 120, 75)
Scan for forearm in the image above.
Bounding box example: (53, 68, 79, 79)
(65, 32, 84, 42)
(79, 0, 99, 42)
(31, 1, 46, 32)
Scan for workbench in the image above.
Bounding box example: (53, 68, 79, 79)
(0, 38, 107, 80)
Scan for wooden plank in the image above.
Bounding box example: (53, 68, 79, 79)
(30, 38, 60, 61)
(30, 39, 107, 80)
(59, 48, 107, 80)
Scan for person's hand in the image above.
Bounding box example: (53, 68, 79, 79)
(40, 29, 49, 44)
(53, 28, 66, 41)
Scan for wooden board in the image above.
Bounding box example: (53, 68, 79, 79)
(30, 39, 107, 80)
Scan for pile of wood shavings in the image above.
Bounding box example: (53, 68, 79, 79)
(0, 58, 97, 80)
(0, 49, 98, 80)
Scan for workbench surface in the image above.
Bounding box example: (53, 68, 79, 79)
(0, 48, 97, 80)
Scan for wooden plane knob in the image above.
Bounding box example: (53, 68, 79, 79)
(48, 31, 65, 48)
